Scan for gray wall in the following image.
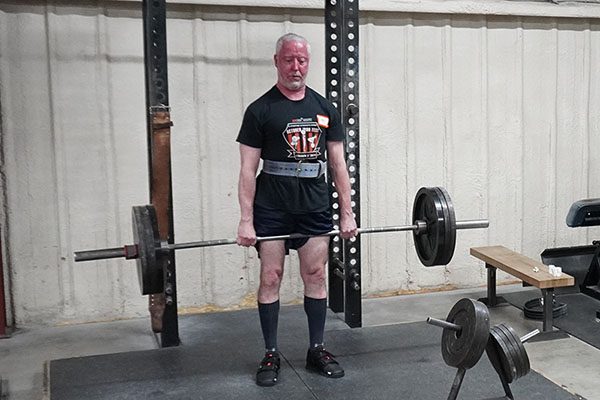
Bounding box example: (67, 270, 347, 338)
(1, 1, 599, 325)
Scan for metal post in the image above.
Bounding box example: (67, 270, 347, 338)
(326, 0, 345, 314)
(527, 288, 568, 341)
(326, 0, 361, 328)
(341, 0, 361, 328)
(486, 264, 497, 307)
(542, 288, 553, 333)
(142, 0, 179, 347)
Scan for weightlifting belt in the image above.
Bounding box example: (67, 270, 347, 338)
(262, 160, 326, 178)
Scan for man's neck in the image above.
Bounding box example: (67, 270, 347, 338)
(276, 83, 306, 101)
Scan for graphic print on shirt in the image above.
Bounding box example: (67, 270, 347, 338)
(282, 118, 322, 160)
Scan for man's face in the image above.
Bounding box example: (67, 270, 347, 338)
(274, 40, 310, 91)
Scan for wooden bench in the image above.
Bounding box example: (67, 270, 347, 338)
(470, 245, 574, 339)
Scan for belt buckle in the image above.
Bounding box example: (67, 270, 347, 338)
(295, 161, 303, 177)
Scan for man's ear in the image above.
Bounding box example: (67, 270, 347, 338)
(273, 54, 278, 67)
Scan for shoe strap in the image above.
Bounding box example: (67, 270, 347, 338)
(313, 349, 339, 365)
(259, 353, 280, 370)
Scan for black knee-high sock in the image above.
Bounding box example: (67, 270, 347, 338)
(304, 296, 327, 348)
(258, 300, 280, 351)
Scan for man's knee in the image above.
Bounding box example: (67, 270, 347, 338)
(301, 263, 326, 283)
(260, 267, 284, 289)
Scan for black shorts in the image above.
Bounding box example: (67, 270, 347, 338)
(253, 204, 334, 254)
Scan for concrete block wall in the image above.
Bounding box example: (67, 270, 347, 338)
(1, 0, 599, 325)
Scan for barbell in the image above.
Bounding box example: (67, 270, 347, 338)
(74, 186, 489, 295)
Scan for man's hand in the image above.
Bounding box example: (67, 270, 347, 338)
(237, 220, 257, 247)
(339, 212, 358, 240)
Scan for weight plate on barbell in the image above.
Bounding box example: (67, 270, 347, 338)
(441, 298, 490, 369)
(495, 323, 530, 380)
(412, 187, 457, 266)
(132, 205, 163, 295)
(494, 324, 525, 381)
(488, 325, 519, 383)
(434, 187, 457, 266)
(412, 187, 443, 266)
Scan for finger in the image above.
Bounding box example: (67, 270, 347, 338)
(237, 236, 253, 247)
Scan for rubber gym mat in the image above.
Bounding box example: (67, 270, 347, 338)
(49, 310, 582, 400)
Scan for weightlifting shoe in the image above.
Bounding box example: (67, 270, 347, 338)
(305, 345, 344, 378)
(256, 351, 280, 387)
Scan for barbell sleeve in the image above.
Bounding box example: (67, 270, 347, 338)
(426, 317, 463, 332)
(520, 329, 540, 343)
(74, 247, 127, 262)
(455, 220, 489, 230)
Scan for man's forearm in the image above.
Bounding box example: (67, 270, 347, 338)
(330, 164, 353, 217)
(238, 171, 256, 222)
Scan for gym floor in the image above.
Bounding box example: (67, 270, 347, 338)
(1, 284, 598, 400)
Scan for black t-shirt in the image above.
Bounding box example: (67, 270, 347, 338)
(237, 86, 345, 213)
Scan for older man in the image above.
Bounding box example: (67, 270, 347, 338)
(236, 33, 357, 387)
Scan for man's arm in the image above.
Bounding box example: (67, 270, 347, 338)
(237, 144, 262, 246)
(326, 140, 358, 239)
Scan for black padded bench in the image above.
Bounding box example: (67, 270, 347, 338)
(543, 198, 600, 299)
(543, 197, 600, 316)
(566, 197, 600, 228)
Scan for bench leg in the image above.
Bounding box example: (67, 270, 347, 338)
(542, 288, 553, 333)
(478, 264, 507, 307)
(487, 264, 497, 306)
(528, 288, 569, 342)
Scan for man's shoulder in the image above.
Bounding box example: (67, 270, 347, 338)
(247, 86, 281, 110)
(306, 86, 328, 102)
(306, 86, 337, 114)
